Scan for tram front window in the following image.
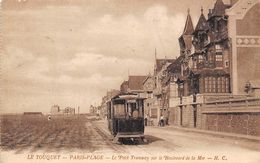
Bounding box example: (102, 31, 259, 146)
(127, 101, 142, 118)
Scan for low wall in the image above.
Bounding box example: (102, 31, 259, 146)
(202, 112, 260, 136)
(201, 97, 260, 136)
(172, 96, 260, 137)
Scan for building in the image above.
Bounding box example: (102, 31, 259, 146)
(227, 0, 260, 95)
(166, 57, 182, 125)
(50, 104, 61, 114)
(63, 107, 75, 115)
(120, 75, 147, 97)
(98, 89, 120, 118)
(167, 0, 232, 128)
(120, 81, 129, 93)
(107, 89, 120, 99)
(142, 73, 156, 124)
(153, 56, 175, 124)
(167, 0, 260, 137)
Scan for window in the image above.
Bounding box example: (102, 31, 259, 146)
(193, 60, 197, 69)
(212, 77, 216, 93)
(205, 77, 208, 93)
(209, 54, 214, 62)
(216, 54, 223, 62)
(225, 61, 229, 67)
(207, 35, 211, 43)
(147, 92, 152, 98)
(216, 44, 222, 52)
(126, 101, 143, 118)
(217, 77, 221, 93)
(225, 78, 229, 93)
(198, 55, 203, 63)
(222, 77, 225, 93)
(208, 77, 212, 93)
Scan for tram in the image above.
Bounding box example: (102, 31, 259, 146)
(106, 93, 147, 144)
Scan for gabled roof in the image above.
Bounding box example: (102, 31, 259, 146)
(128, 76, 147, 90)
(142, 73, 153, 84)
(120, 80, 129, 92)
(121, 80, 128, 86)
(155, 59, 175, 73)
(212, 0, 228, 17)
(194, 8, 208, 32)
(167, 56, 183, 74)
(182, 9, 194, 35)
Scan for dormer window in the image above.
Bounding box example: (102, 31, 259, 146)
(215, 44, 222, 52)
(198, 55, 203, 63)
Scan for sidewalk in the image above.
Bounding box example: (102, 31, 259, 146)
(95, 119, 260, 143)
(153, 124, 260, 142)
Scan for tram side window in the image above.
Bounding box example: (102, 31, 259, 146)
(114, 104, 125, 118)
(137, 100, 144, 117)
(127, 102, 137, 117)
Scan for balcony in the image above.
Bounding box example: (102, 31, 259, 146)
(181, 95, 194, 105)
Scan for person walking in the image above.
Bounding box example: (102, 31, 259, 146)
(144, 114, 148, 126)
(159, 115, 164, 127)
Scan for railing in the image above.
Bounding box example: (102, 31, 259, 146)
(203, 97, 260, 113)
(176, 94, 252, 106)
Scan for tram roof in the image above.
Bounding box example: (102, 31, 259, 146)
(111, 93, 146, 101)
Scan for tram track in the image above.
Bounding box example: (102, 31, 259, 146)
(90, 120, 154, 155)
(90, 121, 128, 153)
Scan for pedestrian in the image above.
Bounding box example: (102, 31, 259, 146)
(144, 114, 148, 126)
(160, 115, 164, 127)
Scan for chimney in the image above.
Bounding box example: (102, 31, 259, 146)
(208, 9, 212, 18)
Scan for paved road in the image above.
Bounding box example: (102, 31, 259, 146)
(94, 120, 260, 162)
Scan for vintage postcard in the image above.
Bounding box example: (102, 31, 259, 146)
(1, 0, 260, 163)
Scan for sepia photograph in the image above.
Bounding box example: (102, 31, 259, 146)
(0, 0, 260, 162)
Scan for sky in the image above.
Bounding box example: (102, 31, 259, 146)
(1, 0, 231, 113)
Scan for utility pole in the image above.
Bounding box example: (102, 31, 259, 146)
(78, 106, 80, 119)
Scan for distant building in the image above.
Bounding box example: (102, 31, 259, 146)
(89, 105, 95, 114)
(63, 107, 75, 115)
(51, 104, 60, 114)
